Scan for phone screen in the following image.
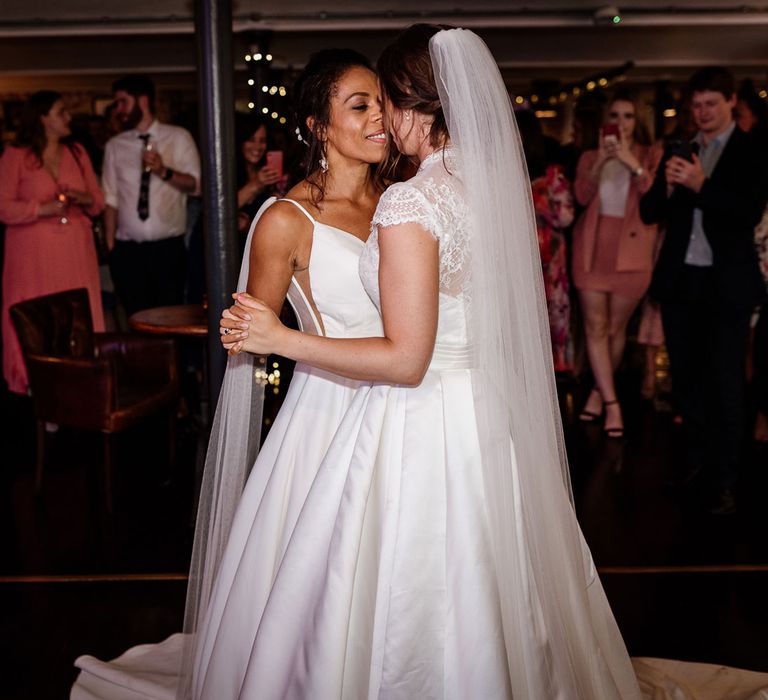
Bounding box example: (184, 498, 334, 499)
(265, 150, 283, 178)
(602, 124, 620, 139)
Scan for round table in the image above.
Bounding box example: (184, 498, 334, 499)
(129, 304, 207, 337)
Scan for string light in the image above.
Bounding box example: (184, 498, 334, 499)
(247, 79, 254, 86)
(262, 85, 268, 92)
(245, 54, 251, 62)
(271, 111, 278, 119)
(248, 101, 255, 109)
(508, 62, 633, 113)
(279, 117, 287, 124)
(261, 107, 268, 114)
(266, 54, 273, 61)
(663, 108, 677, 118)
(760, 89, 768, 99)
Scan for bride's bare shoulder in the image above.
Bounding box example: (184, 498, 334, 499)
(254, 182, 315, 243)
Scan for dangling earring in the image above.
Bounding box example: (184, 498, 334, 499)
(404, 110, 412, 121)
(319, 143, 328, 173)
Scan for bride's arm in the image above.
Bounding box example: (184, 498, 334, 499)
(223, 223, 440, 386)
(247, 203, 308, 313)
(222, 202, 309, 354)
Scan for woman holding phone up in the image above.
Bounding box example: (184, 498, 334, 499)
(235, 115, 285, 239)
(572, 89, 662, 437)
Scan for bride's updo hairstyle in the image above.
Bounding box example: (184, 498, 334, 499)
(376, 23, 452, 177)
(293, 48, 373, 206)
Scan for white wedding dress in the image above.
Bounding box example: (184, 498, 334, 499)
(191, 149, 639, 699)
(72, 158, 768, 700)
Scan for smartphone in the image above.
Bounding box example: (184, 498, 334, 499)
(265, 150, 283, 179)
(601, 123, 620, 142)
(667, 140, 699, 163)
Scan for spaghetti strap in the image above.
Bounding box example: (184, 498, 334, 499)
(279, 198, 316, 224)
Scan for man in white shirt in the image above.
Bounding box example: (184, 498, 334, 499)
(103, 74, 201, 315)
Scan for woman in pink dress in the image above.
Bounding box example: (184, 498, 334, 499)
(0, 90, 105, 394)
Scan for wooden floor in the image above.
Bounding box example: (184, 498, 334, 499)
(2, 366, 767, 699)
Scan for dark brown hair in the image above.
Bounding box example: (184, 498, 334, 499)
(376, 24, 452, 179)
(235, 113, 270, 186)
(689, 66, 735, 101)
(606, 87, 652, 146)
(293, 48, 374, 206)
(112, 74, 156, 113)
(15, 90, 74, 166)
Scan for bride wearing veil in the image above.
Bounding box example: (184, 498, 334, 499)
(216, 24, 640, 698)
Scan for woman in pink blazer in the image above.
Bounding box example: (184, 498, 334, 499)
(0, 91, 105, 394)
(572, 90, 662, 437)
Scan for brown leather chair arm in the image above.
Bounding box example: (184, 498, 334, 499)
(94, 334, 178, 387)
(25, 355, 116, 428)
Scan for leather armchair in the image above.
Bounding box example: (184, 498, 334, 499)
(10, 288, 179, 511)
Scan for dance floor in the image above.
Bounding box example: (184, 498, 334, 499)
(2, 364, 767, 699)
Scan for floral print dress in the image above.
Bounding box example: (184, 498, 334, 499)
(532, 165, 574, 373)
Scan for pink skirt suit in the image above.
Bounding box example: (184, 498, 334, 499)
(0, 144, 105, 394)
(572, 144, 662, 300)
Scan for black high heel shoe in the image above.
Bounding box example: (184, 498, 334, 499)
(602, 399, 624, 439)
(578, 388, 603, 423)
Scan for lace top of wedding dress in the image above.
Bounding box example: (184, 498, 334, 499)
(360, 147, 473, 346)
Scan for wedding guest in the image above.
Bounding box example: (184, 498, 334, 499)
(572, 89, 662, 437)
(103, 74, 200, 315)
(533, 168, 575, 372)
(235, 115, 283, 243)
(0, 90, 105, 395)
(519, 110, 575, 372)
(640, 66, 768, 513)
(735, 81, 768, 442)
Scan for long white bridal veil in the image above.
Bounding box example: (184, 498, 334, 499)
(176, 201, 272, 699)
(430, 29, 641, 699)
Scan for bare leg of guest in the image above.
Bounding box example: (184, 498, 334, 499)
(579, 290, 616, 422)
(607, 293, 641, 370)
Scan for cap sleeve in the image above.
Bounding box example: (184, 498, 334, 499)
(371, 182, 439, 240)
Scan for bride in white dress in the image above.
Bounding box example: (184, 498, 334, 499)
(217, 25, 641, 699)
(71, 49, 389, 700)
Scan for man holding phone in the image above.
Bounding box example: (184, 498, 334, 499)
(640, 66, 768, 514)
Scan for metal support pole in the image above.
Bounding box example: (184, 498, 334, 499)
(194, 0, 238, 406)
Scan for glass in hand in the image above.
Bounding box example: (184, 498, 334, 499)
(56, 189, 69, 225)
(142, 140, 154, 173)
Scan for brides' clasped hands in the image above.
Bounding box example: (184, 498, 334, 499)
(220, 292, 284, 356)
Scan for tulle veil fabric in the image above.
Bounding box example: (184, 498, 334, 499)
(176, 200, 273, 699)
(430, 29, 639, 698)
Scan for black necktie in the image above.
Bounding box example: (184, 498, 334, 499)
(137, 133, 151, 221)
